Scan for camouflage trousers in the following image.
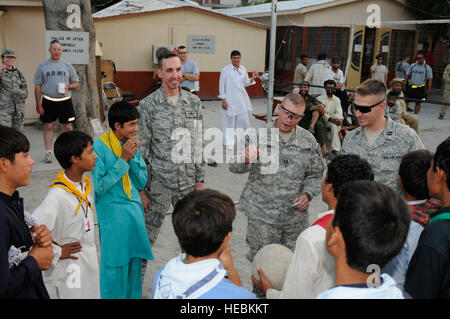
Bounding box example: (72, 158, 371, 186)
(245, 211, 310, 263)
(141, 177, 195, 278)
(0, 101, 25, 132)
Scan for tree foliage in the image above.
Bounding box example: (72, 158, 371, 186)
(404, 0, 450, 19)
(404, 0, 450, 42)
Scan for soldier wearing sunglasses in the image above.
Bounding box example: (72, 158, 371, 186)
(341, 79, 424, 193)
(229, 93, 325, 277)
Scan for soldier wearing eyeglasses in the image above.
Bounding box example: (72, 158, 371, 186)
(341, 79, 424, 192)
(228, 92, 325, 267)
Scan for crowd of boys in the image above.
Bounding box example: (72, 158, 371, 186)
(1, 48, 449, 300)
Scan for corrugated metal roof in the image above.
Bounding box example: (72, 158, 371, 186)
(93, 0, 191, 18)
(93, 0, 268, 28)
(215, 0, 337, 17)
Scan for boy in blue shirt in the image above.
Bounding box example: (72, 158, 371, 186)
(93, 101, 153, 299)
(152, 189, 255, 299)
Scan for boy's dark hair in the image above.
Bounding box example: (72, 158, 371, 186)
(333, 180, 410, 272)
(301, 54, 308, 60)
(376, 53, 384, 60)
(325, 154, 374, 198)
(399, 150, 434, 200)
(172, 189, 236, 258)
(54, 131, 93, 169)
(387, 90, 400, 98)
(324, 79, 337, 87)
(0, 125, 30, 163)
(318, 52, 327, 60)
(157, 51, 178, 70)
(433, 137, 450, 190)
(331, 56, 341, 63)
(108, 101, 140, 131)
(177, 45, 186, 50)
(230, 50, 241, 57)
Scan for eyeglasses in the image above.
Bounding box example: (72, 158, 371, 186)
(178, 51, 188, 55)
(352, 99, 385, 113)
(279, 104, 304, 120)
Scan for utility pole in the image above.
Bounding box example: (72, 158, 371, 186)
(266, 0, 277, 124)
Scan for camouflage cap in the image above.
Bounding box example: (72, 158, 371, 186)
(2, 48, 16, 57)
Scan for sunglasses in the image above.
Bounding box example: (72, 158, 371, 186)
(279, 104, 304, 120)
(352, 99, 385, 113)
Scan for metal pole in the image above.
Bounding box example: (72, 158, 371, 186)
(267, 0, 277, 124)
(343, 24, 354, 87)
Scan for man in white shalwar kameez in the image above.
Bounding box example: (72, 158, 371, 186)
(218, 50, 258, 147)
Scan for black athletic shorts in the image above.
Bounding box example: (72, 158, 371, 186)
(40, 97, 76, 124)
(406, 86, 427, 101)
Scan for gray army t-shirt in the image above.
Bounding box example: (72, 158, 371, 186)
(34, 59, 79, 98)
(407, 63, 433, 86)
(181, 59, 199, 91)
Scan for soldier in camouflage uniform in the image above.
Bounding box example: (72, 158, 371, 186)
(229, 93, 325, 262)
(342, 79, 424, 193)
(439, 63, 450, 120)
(0, 48, 28, 131)
(137, 52, 205, 268)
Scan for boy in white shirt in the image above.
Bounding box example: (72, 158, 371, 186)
(252, 154, 374, 298)
(33, 131, 100, 299)
(218, 50, 258, 147)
